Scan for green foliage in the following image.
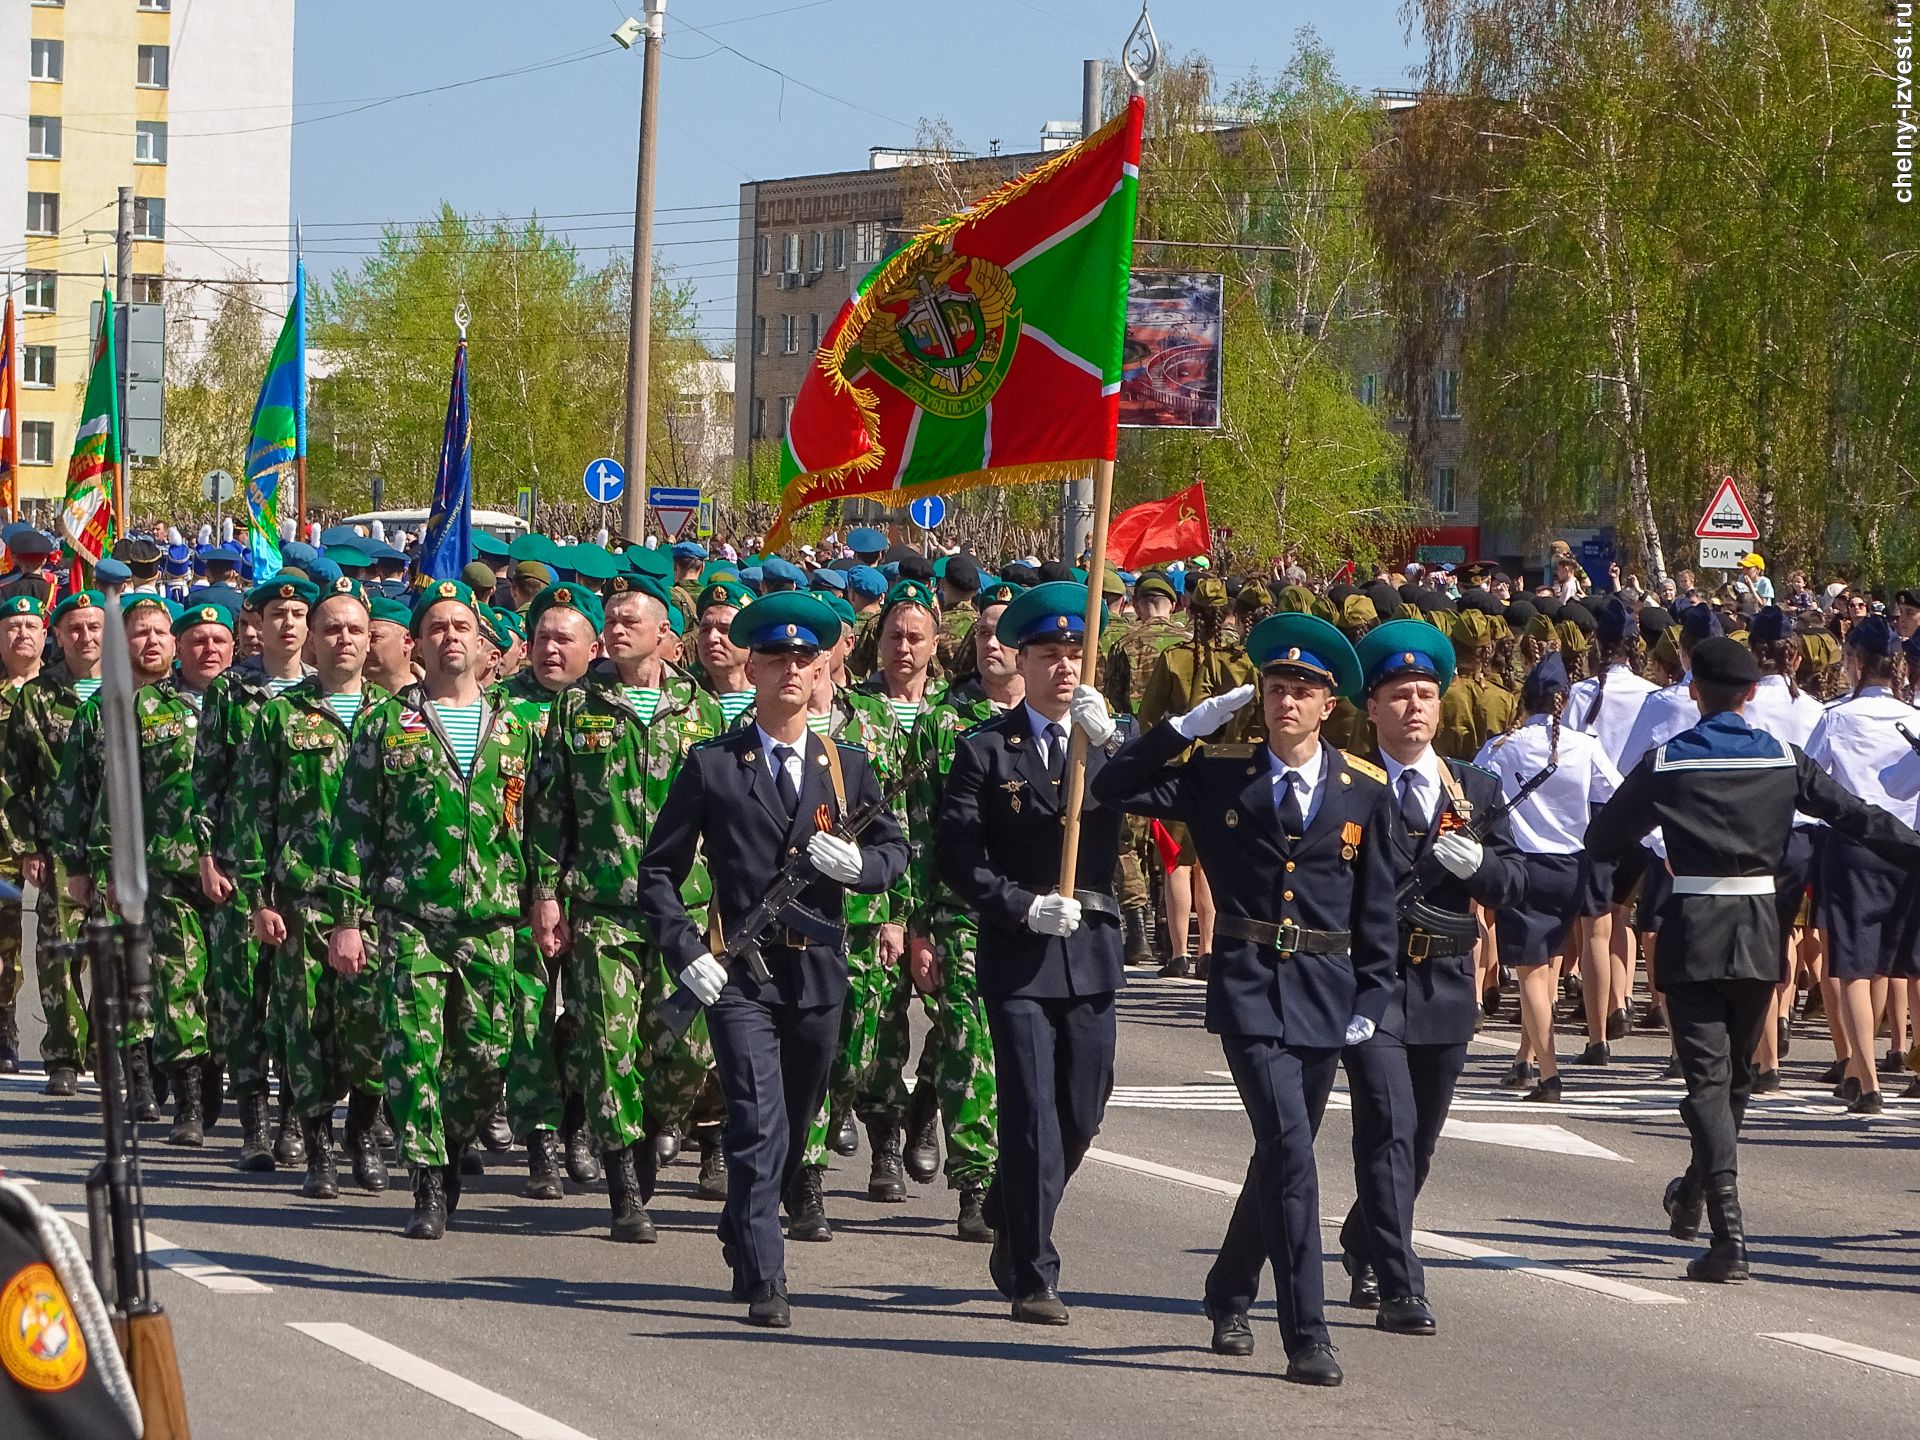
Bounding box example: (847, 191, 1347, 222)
(144, 276, 275, 516)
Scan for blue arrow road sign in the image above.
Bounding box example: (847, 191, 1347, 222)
(909, 494, 947, 529)
(647, 486, 702, 509)
(583, 457, 626, 504)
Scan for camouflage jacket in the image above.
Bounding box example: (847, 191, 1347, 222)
(82, 676, 212, 884)
(0, 672, 38, 869)
(1139, 633, 1262, 743)
(327, 683, 542, 928)
(193, 657, 313, 861)
(50, 693, 106, 879)
(1102, 616, 1191, 715)
(529, 661, 721, 910)
(7, 662, 94, 863)
(842, 677, 946, 927)
(225, 679, 393, 912)
(935, 605, 976, 679)
(497, 667, 574, 740)
(904, 678, 1007, 932)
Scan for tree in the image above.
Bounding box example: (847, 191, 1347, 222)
(144, 274, 274, 519)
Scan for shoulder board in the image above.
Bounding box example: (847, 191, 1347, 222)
(1201, 742, 1256, 759)
(1343, 752, 1388, 784)
(1453, 759, 1501, 786)
(691, 731, 738, 752)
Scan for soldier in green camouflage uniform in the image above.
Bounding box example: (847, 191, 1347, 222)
(0, 593, 49, 1074)
(3, 590, 107, 1094)
(228, 579, 392, 1199)
(530, 577, 722, 1242)
(327, 578, 540, 1241)
(196, 575, 315, 1171)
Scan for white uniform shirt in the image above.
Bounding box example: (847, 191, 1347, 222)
(1473, 716, 1621, 855)
(1745, 675, 1826, 829)
(1567, 664, 1660, 770)
(1268, 742, 1328, 829)
(1616, 677, 1700, 776)
(1804, 686, 1920, 828)
(1381, 746, 1447, 830)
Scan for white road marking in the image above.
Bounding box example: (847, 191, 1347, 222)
(60, 1211, 271, 1294)
(1440, 1119, 1629, 1161)
(1761, 1333, 1920, 1380)
(289, 1323, 598, 1439)
(1084, 1148, 1685, 1306)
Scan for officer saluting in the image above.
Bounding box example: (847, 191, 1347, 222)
(636, 592, 907, 1329)
(1094, 612, 1398, 1387)
(1587, 637, 1920, 1282)
(1339, 620, 1527, 1333)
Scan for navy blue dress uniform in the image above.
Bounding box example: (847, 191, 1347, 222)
(636, 593, 908, 1323)
(1094, 612, 1399, 1386)
(1587, 637, 1920, 1283)
(935, 582, 1132, 1323)
(1337, 622, 1527, 1332)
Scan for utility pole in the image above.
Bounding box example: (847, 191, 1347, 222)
(1061, 60, 1104, 564)
(620, 0, 667, 544)
(115, 184, 133, 535)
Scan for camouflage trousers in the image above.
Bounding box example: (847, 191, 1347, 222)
(275, 901, 382, 1120)
(207, 899, 274, 1094)
(35, 868, 89, 1067)
(929, 919, 997, 1188)
(146, 880, 212, 1068)
(640, 950, 722, 1134)
(0, 895, 21, 1039)
(504, 927, 565, 1137)
(802, 923, 914, 1165)
(379, 912, 513, 1169)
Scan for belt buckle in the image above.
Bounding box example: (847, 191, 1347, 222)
(1405, 930, 1431, 964)
(1273, 918, 1301, 956)
(781, 927, 808, 950)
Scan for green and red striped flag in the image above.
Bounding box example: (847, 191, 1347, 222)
(770, 96, 1143, 545)
(61, 283, 120, 567)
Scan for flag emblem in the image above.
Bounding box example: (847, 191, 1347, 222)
(860, 251, 1019, 420)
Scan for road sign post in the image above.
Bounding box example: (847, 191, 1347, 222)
(696, 497, 715, 540)
(201, 468, 235, 549)
(647, 485, 701, 542)
(583, 457, 627, 507)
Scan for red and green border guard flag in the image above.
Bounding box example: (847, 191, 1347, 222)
(771, 95, 1144, 545)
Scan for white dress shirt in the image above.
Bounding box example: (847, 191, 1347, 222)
(1381, 746, 1446, 830)
(1473, 716, 1620, 855)
(1745, 675, 1827, 829)
(1805, 686, 1920, 827)
(1267, 741, 1327, 828)
(1615, 677, 1701, 777)
(1566, 664, 1661, 770)
(756, 725, 807, 793)
(1025, 703, 1072, 768)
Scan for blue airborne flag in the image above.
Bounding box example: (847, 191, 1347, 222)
(416, 337, 471, 586)
(246, 259, 305, 580)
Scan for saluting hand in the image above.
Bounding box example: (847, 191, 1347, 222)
(1170, 683, 1256, 740)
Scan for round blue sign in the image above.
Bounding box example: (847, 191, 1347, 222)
(583, 457, 626, 505)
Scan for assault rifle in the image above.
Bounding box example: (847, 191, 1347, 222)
(1394, 761, 1557, 942)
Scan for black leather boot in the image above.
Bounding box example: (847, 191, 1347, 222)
(1663, 1173, 1705, 1240)
(198, 1056, 225, 1130)
(1687, 1183, 1750, 1283)
(561, 1093, 600, 1184)
(41, 1065, 77, 1097)
(866, 1119, 908, 1202)
(403, 1165, 447, 1240)
(696, 1129, 728, 1201)
(273, 1079, 306, 1167)
(956, 1182, 992, 1243)
(524, 1130, 564, 1200)
(786, 1164, 832, 1242)
(651, 1126, 683, 1168)
(0, 1009, 20, 1073)
(165, 1065, 204, 1147)
(346, 1092, 389, 1192)
(370, 1100, 395, 1152)
(479, 1100, 513, 1152)
(126, 1044, 161, 1122)
(443, 1146, 467, 1214)
(301, 1113, 339, 1200)
(1122, 904, 1153, 966)
(829, 1105, 859, 1157)
(634, 1133, 659, 1205)
(903, 1084, 940, 1184)
(605, 1147, 658, 1244)
(235, 1088, 275, 1171)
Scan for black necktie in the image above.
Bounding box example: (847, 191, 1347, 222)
(1045, 722, 1067, 787)
(1399, 772, 1426, 833)
(772, 744, 800, 816)
(1278, 769, 1305, 838)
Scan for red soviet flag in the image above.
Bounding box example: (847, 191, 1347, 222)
(1107, 481, 1210, 571)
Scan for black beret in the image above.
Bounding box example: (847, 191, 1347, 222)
(1592, 596, 1634, 645)
(1692, 636, 1759, 687)
(1425, 591, 1457, 614)
(999, 562, 1040, 588)
(1560, 600, 1596, 635)
(1533, 596, 1563, 621)
(1848, 614, 1900, 659)
(1504, 597, 1538, 631)
(1638, 605, 1674, 638)
(1679, 606, 1723, 645)
(1398, 583, 1425, 605)
(1035, 560, 1076, 585)
(1326, 583, 1357, 605)
(942, 554, 980, 592)
(896, 553, 935, 583)
(1459, 588, 1504, 618)
(1747, 605, 1791, 646)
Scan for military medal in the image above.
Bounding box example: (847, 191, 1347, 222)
(1341, 819, 1362, 861)
(1004, 779, 1025, 814)
(1225, 809, 1239, 828)
(504, 776, 525, 830)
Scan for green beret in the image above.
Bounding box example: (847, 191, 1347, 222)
(51, 590, 105, 625)
(728, 591, 842, 652)
(605, 570, 672, 609)
(527, 582, 605, 636)
(697, 580, 754, 614)
(409, 577, 483, 634)
(508, 533, 564, 568)
(316, 576, 371, 612)
(700, 561, 742, 588)
(471, 531, 511, 561)
(247, 573, 320, 611)
(1134, 573, 1177, 606)
(561, 543, 620, 583)
(369, 596, 412, 627)
(327, 544, 375, 570)
(122, 593, 175, 623)
(627, 545, 674, 582)
(667, 605, 687, 637)
(880, 579, 936, 618)
(977, 579, 1023, 609)
(461, 561, 499, 594)
(1, 594, 45, 620)
(821, 593, 856, 630)
(174, 602, 234, 636)
(492, 605, 525, 641)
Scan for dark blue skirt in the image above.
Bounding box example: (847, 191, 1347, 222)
(1497, 852, 1586, 969)
(1816, 835, 1920, 981)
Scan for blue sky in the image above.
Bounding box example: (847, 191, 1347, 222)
(289, 1, 1419, 347)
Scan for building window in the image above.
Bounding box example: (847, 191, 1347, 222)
(32, 1, 66, 9)
(781, 232, 800, 273)
(27, 116, 61, 159)
(1431, 465, 1457, 516)
(1435, 367, 1460, 419)
(21, 346, 55, 389)
(30, 40, 63, 82)
(23, 271, 56, 311)
(130, 274, 164, 303)
(1358, 372, 1377, 406)
(133, 197, 164, 240)
(138, 0, 172, 10)
(751, 397, 765, 439)
(26, 192, 59, 236)
(832, 228, 846, 270)
(755, 233, 770, 275)
(809, 230, 824, 271)
(20, 421, 54, 466)
(137, 44, 169, 89)
(808, 314, 821, 351)
(853, 220, 885, 264)
(781, 314, 800, 354)
(752, 314, 766, 356)
(777, 395, 794, 438)
(135, 121, 168, 165)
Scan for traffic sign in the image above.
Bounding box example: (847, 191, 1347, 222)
(648, 485, 701, 542)
(1698, 538, 1754, 569)
(515, 485, 535, 526)
(1694, 475, 1758, 541)
(908, 494, 947, 530)
(201, 469, 235, 503)
(696, 498, 715, 540)
(582, 457, 626, 505)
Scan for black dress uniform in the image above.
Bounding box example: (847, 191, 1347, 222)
(636, 594, 908, 1320)
(1587, 638, 1920, 1282)
(1094, 612, 1398, 1383)
(1338, 622, 1528, 1329)
(936, 582, 1131, 1321)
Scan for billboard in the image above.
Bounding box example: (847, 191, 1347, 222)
(1119, 271, 1223, 429)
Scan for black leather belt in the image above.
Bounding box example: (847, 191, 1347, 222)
(1402, 926, 1474, 963)
(1072, 890, 1120, 920)
(1215, 915, 1350, 955)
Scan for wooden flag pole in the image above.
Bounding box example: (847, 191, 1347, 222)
(1055, 455, 1115, 896)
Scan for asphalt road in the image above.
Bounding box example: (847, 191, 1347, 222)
(3, 966, 1918, 1440)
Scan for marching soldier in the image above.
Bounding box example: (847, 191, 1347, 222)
(690, 580, 756, 729)
(326, 579, 542, 1240)
(636, 591, 908, 1328)
(0, 593, 49, 1073)
(936, 581, 1133, 1327)
(1094, 612, 1399, 1386)
(364, 595, 417, 693)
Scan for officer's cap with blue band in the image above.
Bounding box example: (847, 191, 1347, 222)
(994, 580, 1099, 649)
(1244, 612, 1363, 700)
(728, 591, 842, 654)
(1354, 618, 1456, 696)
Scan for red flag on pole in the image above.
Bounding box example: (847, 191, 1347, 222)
(0, 292, 17, 522)
(1106, 480, 1210, 571)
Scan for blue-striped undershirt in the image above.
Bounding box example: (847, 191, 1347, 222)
(324, 692, 364, 729)
(435, 700, 487, 776)
(72, 677, 101, 703)
(716, 691, 753, 726)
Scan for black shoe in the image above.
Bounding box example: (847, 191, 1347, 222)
(164, 1065, 204, 1148)
(458, 1147, 485, 1176)
(1341, 1251, 1380, 1309)
(1685, 1183, 1749, 1283)
(1818, 1058, 1847, 1085)
(442, 1146, 468, 1214)
(564, 1126, 601, 1186)
(652, 1126, 683, 1169)
(1377, 1296, 1437, 1335)
(785, 1165, 832, 1242)
(1751, 1068, 1782, 1094)
(235, 1089, 275, 1171)
(1524, 1075, 1563, 1104)
(198, 1057, 226, 1131)
(605, 1147, 658, 1243)
(300, 1114, 339, 1200)
(1204, 1300, 1253, 1356)
(1879, 1049, 1905, 1077)
(1194, 952, 1212, 982)
(746, 1280, 791, 1328)
(273, 1088, 306, 1168)
(1664, 1173, 1705, 1240)
(480, 1101, 513, 1152)
(1835, 1076, 1862, 1103)
(0, 1017, 18, 1074)
(523, 1130, 564, 1200)
(1848, 1088, 1884, 1115)
(1572, 1041, 1610, 1066)
(1285, 1343, 1343, 1387)
(1498, 1060, 1537, 1091)
(696, 1130, 728, 1201)
(1662, 1054, 1683, 1081)
(125, 1045, 161, 1122)
(988, 1224, 1013, 1299)
(403, 1166, 447, 1240)
(1160, 954, 1192, 980)
(903, 1084, 940, 1184)
(828, 1106, 859, 1157)
(1011, 1288, 1069, 1325)
(956, 1183, 992, 1244)
(1606, 1007, 1630, 1041)
(1904, 1076, 1920, 1100)
(866, 1119, 908, 1203)
(41, 1066, 77, 1097)
(346, 1092, 389, 1192)
(1481, 987, 1502, 1019)
(370, 1101, 395, 1152)
(1640, 1003, 1668, 1033)
(1776, 1016, 1790, 1059)
(1122, 905, 1153, 967)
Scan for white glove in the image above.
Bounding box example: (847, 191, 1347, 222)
(1343, 1015, 1377, 1046)
(1170, 683, 1256, 740)
(680, 953, 728, 1006)
(1432, 831, 1484, 880)
(1024, 893, 1083, 937)
(806, 830, 864, 884)
(1068, 685, 1116, 746)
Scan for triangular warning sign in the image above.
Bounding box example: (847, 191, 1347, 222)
(655, 506, 697, 541)
(1694, 475, 1758, 541)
